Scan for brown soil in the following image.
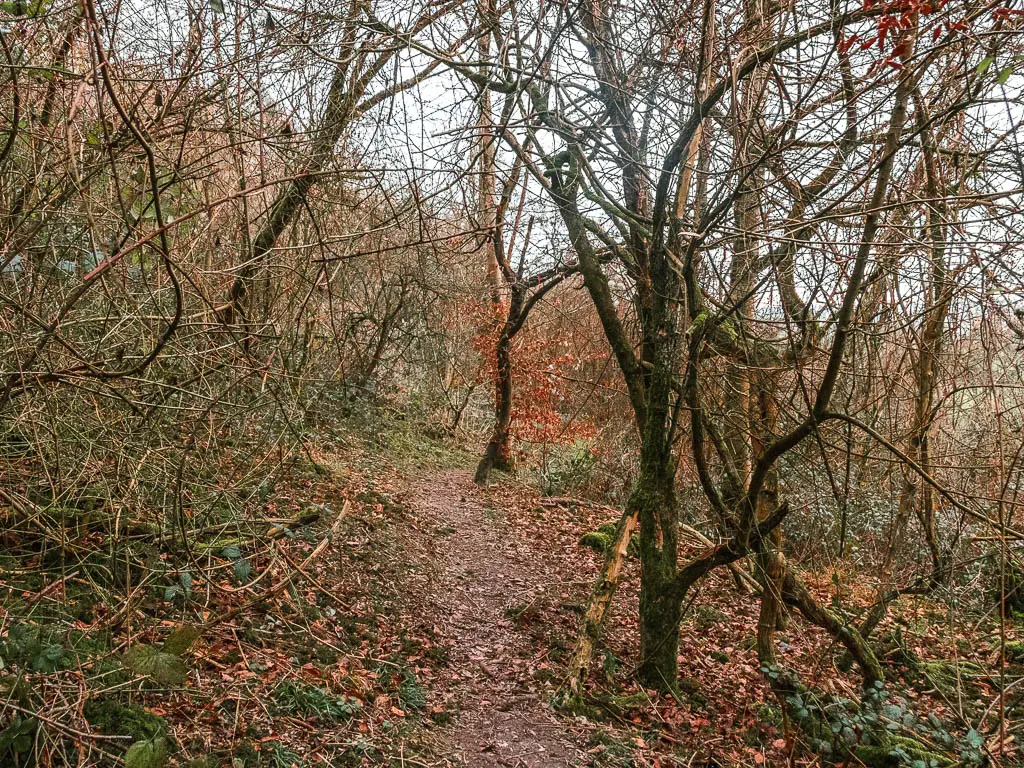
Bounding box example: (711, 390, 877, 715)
(410, 469, 585, 767)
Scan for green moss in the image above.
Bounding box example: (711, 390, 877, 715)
(919, 660, 982, 695)
(1004, 641, 1024, 663)
(579, 531, 611, 552)
(84, 698, 166, 742)
(194, 537, 240, 554)
(690, 311, 711, 335)
(604, 521, 640, 552)
(552, 693, 602, 720)
(580, 521, 639, 556)
(718, 316, 740, 345)
(610, 692, 651, 710)
(852, 739, 954, 768)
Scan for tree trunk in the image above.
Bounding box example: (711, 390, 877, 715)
(635, 446, 681, 692)
(756, 548, 786, 667)
(474, 316, 515, 484)
(751, 376, 788, 645)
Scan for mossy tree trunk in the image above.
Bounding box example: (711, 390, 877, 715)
(633, 446, 681, 690)
(521, 0, 910, 700)
(550, 154, 687, 691)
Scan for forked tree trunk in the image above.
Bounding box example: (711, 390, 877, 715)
(474, 249, 565, 485)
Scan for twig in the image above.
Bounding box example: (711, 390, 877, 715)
(199, 500, 350, 634)
(2, 701, 131, 743)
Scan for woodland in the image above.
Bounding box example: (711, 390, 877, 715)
(2, 0, 1024, 765)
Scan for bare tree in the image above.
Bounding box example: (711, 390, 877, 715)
(445, 0, 1024, 706)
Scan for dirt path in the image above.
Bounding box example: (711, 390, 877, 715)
(409, 469, 585, 767)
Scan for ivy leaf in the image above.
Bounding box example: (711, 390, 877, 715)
(30, 644, 63, 672)
(232, 557, 253, 583)
(0, 717, 36, 754)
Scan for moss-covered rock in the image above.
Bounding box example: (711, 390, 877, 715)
(579, 531, 611, 552)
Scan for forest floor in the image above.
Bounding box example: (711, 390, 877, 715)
(1, 418, 1021, 767)
(407, 468, 585, 766)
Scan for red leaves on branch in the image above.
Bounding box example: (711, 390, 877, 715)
(470, 296, 598, 448)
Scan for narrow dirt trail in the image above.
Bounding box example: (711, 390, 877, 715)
(409, 468, 585, 767)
